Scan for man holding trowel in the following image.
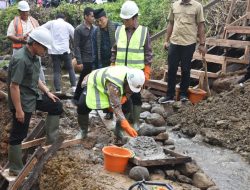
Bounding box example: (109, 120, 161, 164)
(75, 66, 145, 140)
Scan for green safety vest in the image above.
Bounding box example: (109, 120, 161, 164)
(115, 25, 147, 69)
(86, 66, 128, 109)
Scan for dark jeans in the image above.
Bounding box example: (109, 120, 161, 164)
(130, 92, 142, 106)
(74, 62, 93, 101)
(167, 43, 196, 97)
(51, 53, 76, 91)
(9, 94, 63, 145)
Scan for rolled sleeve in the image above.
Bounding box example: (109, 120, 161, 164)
(144, 31, 153, 65)
(167, 7, 174, 22)
(10, 59, 25, 84)
(196, 4, 205, 23)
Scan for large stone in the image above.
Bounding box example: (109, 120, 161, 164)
(141, 102, 152, 112)
(138, 123, 166, 136)
(151, 105, 168, 119)
(146, 113, 166, 127)
(141, 89, 157, 102)
(140, 111, 151, 120)
(177, 174, 192, 184)
(192, 172, 215, 189)
(177, 161, 200, 176)
(154, 132, 169, 141)
(129, 166, 150, 181)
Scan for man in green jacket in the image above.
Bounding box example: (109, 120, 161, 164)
(76, 66, 145, 140)
(7, 27, 63, 176)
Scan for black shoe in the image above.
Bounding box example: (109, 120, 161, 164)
(238, 75, 250, 84)
(180, 95, 189, 102)
(158, 96, 175, 104)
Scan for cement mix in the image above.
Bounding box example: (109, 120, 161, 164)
(124, 136, 168, 160)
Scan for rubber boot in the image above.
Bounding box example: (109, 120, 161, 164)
(132, 105, 141, 131)
(75, 114, 89, 139)
(114, 112, 130, 142)
(45, 115, 60, 145)
(8, 144, 23, 176)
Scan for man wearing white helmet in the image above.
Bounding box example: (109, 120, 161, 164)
(75, 66, 145, 140)
(7, 27, 63, 176)
(110, 0, 153, 136)
(6, 1, 46, 83)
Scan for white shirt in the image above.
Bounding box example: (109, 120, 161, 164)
(42, 18, 74, 54)
(7, 16, 37, 37)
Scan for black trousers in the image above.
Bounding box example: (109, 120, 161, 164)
(167, 43, 196, 97)
(74, 62, 93, 101)
(9, 94, 63, 145)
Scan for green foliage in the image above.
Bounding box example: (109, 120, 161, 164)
(0, 0, 170, 59)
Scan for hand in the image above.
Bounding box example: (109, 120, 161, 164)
(163, 41, 170, 50)
(16, 109, 25, 123)
(144, 65, 151, 81)
(120, 96, 127, 104)
(198, 45, 207, 56)
(120, 119, 138, 137)
(75, 64, 83, 71)
(47, 91, 60, 102)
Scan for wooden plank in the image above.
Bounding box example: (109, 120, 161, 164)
(21, 137, 46, 149)
(206, 38, 250, 48)
(228, 14, 247, 26)
(42, 138, 83, 151)
(8, 148, 45, 190)
(193, 52, 226, 64)
(225, 26, 250, 34)
(165, 64, 219, 79)
(19, 137, 64, 190)
(24, 120, 45, 141)
(129, 148, 191, 167)
(145, 80, 167, 92)
(148, 89, 166, 97)
(225, 57, 249, 64)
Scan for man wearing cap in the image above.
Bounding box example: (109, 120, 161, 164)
(42, 13, 76, 94)
(7, 0, 46, 83)
(111, 0, 153, 133)
(93, 8, 120, 120)
(75, 66, 145, 140)
(159, 0, 206, 103)
(73, 7, 96, 103)
(7, 27, 63, 176)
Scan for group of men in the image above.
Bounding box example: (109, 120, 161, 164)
(6, 0, 152, 176)
(10, 0, 245, 178)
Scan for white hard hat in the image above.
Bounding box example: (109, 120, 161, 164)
(29, 27, 52, 50)
(18, 1, 30, 11)
(126, 68, 145, 93)
(120, 0, 139, 19)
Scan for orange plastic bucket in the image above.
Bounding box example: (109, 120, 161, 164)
(188, 88, 207, 104)
(102, 146, 133, 173)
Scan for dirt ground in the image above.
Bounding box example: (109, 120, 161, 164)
(167, 81, 250, 159)
(0, 74, 249, 189)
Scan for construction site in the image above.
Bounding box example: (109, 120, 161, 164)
(0, 0, 250, 189)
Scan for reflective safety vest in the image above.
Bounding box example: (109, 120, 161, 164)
(13, 16, 39, 49)
(115, 25, 147, 69)
(86, 66, 128, 109)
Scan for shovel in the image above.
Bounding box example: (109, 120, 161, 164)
(200, 56, 211, 97)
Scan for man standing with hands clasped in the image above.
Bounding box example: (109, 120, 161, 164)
(159, 0, 206, 103)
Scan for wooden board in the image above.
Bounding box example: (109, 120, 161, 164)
(193, 52, 226, 65)
(129, 148, 191, 167)
(206, 38, 250, 48)
(225, 26, 250, 34)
